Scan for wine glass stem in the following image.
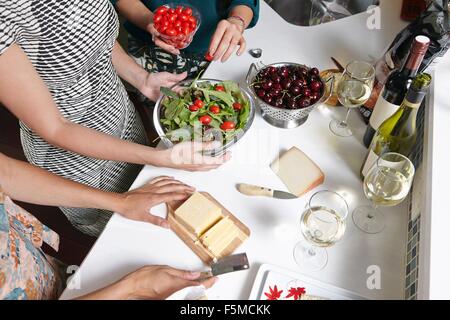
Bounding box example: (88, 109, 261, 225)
(307, 247, 316, 257)
(340, 108, 352, 127)
(368, 202, 378, 219)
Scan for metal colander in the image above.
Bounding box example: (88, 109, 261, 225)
(246, 62, 333, 129)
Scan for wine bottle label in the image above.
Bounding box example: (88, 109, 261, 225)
(369, 96, 400, 130)
(361, 149, 379, 178)
(403, 100, 421, 109)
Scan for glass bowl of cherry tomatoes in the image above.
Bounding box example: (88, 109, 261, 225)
(153, 3, 201, 50)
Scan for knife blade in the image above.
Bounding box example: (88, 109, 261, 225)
(237, 183, 297, 199)
(200, 253, 249, 279)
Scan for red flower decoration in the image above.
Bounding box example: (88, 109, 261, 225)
(264, 285, 284, 300)
(285, 287, 306, 300)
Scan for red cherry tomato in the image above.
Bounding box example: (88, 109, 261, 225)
(168, 8, 176, 15)
(204, 53, 214, 62)
(190, 21, 197, 30)
(154, 13, 163, 24)
(158, 25, 168, 34)
(174, 20, 182, 28)
(179, 14, 189, 22)
(175, 6, 183, 15)
(233, 102, 242, 111)
(210, 105, 220, 114)
(168, 14, 178, 23)
(194, 99, 204, 108)
(199, 115, 212, 125)
(183, 7, 193, 16)
(220, 121, 236, 130)
(188, 16, 196, 23)
(215, 85, 225, 92)
(165, 28, 177, 36)
(155, 6, 168, 15)
(189, 105, 199, 112)
(181, 26, 190, 36)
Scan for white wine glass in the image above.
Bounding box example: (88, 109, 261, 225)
(293, 190, 348, 272)
(330, 60, 375, 137)
(353, 152, 415, 234)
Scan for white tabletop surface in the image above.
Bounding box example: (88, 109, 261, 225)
(61, 0, 429, 300)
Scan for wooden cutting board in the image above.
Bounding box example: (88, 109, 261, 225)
(167, 192, 250, 264)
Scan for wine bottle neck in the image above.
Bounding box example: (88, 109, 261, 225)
(401, 47, 427, 77)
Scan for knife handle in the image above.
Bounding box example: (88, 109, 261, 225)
(237, 184, 274, 197)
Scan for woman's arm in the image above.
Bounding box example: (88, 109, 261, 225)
(76, 266, 217, 300)
(113, 0, 179, 54)
(0, 44, 228, 171)
(111, 41, 185, 101)
(208, 5, 254, 62)
(0, 153, 194, 227)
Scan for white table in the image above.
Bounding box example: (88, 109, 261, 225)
(61, 0, 436, 300)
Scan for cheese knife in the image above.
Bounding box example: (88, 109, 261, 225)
(200, 253, 249, 279)
(237, 183, 297, 199)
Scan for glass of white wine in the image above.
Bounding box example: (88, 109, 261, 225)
(330, 60, 375, 137)
(353, 152, 415, 234)
(294, 190, 348, 271)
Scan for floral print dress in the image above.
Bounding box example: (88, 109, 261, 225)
(0, 191, 64, 300)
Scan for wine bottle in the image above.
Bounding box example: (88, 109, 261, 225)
(362, 35, 430, 148)
(360, 73, 432, 179)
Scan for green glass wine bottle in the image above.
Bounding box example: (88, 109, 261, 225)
(360, 73, 432, 178)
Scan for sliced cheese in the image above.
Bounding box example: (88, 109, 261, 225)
(174, 192, 223, 236)
(200, 216, 239, 257)
(271, 147, 324, 197)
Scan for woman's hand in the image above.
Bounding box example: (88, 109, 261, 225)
(146, 22, 181, 55)
(208, 19, 246, 63)
(139, 71, 187, 102)
(118, 176, 194, 228)
(121, 265, 217, 300)
(154, 141, 232, 172)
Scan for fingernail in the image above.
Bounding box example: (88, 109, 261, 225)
(162, 221, 170, 229)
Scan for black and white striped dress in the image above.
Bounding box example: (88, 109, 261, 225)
(0, 0, 147, 237)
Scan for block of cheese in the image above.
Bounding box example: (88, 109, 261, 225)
(271, 147, 324, 197)
(174, 192, 223, 236)
(200, 216, 239, 257)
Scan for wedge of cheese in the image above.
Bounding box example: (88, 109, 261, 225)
(174, 192, 223, 236)
(271, 147, 324, 197)
(200, 216, 239, 257)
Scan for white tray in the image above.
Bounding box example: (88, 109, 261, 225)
(249, 264, 369, 300)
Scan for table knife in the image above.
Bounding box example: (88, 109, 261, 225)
(237, 183, 297, 199)
(200, 253, 249, 279)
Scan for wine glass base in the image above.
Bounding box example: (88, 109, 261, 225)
(293, 241, 328, 272)
(329, 119, 353, 137)
(352, 206, 385, 234)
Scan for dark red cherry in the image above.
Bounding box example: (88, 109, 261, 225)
(290, 86, 302, 96)
(310, 80, 322, 92)
(309, 67, 319, 76)
(281, 79, 292, 90)
(297, 97, 311, 109)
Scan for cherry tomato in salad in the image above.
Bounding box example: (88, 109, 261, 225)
(220, 121, 236, 130)
(183, 7, 193, 16)
(189, 105, 199, 112)
(194, 99, 204, 108)
(215, 85, 225, 92)
(210, 105, 220, 114)
(233, 102, 242, 111)
(199, 115, 212, 125)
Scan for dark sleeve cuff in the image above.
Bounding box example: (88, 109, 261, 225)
(228, 0, 260, 29)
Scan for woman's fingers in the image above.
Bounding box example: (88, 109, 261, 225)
(200, 277, 218, 289)
(148, 176, 175, 184)
(221, 35, 240, 62)
(154, 38, 180, 55)
(153, 183, 195, 194)
(137, 212, 170, 229)
(168, 71, 187, 83)
(213, 31, 234, 61)
(236, 37, 247, 56)
(208, 22, 228, 57)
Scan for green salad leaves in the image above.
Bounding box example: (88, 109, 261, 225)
(160, 80, 250, 143)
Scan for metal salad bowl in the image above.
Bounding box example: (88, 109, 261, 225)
(153, 78, 256, 156)
(246, 62, 333, 129)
